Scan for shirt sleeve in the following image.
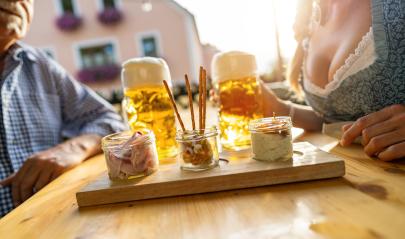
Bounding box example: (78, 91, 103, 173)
(47, 58, 127, 138)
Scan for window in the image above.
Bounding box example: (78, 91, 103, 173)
(142, 37, 158, 57)
(41, 47, 56, 59)
(103, 0, 116, 9)
(136, 31, 162, 58)
(61, 0, 75, 14)
(75, 40, 120, 82)
(98, 0, 121, 10)
(45, 51, 54, 58)
(79, 43, 116, 68)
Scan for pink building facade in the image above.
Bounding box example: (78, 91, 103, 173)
(24, 0, 206, 98)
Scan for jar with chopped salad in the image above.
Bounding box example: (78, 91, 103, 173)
(176, 127, 219, 171)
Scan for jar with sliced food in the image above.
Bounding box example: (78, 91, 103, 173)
(102, 129, 159, 180)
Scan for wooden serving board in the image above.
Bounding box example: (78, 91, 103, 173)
(76, 142, 345, 207)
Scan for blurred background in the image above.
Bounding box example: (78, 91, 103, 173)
(24, 0, 299, 104)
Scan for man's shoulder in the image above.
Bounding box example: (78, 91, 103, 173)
(17, 42, 55, 64)
(17, 42, 70, 78)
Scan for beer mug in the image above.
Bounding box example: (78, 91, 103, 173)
(121, 57, 177, 161)
(211, 51, 263, 150)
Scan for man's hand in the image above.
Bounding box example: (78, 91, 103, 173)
(341, 104, 405, 161)
(0, 134, 101, 206)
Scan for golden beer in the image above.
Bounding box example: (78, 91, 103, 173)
(218, 76, 262, 149)
(122, 58, 177, 160)
(124, 86, 177, 159)
(212, 51, 263, 150)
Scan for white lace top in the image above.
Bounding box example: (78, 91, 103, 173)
(300, 0, 404, 123)
(303, 27, 377, 97)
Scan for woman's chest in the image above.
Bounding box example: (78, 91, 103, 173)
(305, 2, 372, 88)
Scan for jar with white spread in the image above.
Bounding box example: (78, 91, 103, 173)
(249, 117, 293, 161)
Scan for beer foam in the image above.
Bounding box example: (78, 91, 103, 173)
(121, 57, 172, 88)
(211, 51, 257, 83)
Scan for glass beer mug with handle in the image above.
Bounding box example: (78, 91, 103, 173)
(211, 51, 263, 151)
(121, 57, 177, 161)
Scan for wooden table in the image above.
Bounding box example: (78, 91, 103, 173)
(1, 107, 405, 238)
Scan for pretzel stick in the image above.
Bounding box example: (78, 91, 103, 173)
(163, 80, 185, 131)
(184, 74, 195, 130)
(202, 68, 207, 130)
(198, 66, 203, 130)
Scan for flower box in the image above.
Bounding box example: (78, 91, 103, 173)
(77, 64, 121, 83)
(98, 8, 123, 25)
(56, 13, 82, 31)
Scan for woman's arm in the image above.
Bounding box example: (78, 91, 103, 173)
(289, 103, 324, 131)
(260, 82, 324, 131)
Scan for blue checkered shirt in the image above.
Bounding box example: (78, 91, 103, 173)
(0, 43, 126, 217)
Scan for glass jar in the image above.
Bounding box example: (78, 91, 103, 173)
(176, 127, 220, 171)
(249, 116, 293, 161)
(102, 129, 159, 180)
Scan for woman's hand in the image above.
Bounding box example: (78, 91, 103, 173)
(0, 134, 102, 206)
(209, 88, 220, 107)
(259, 81, 290, 117)
(210, 81, 290, 117)
(341, 104, 405, 161)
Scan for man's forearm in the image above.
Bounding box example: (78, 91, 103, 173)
(62, 134, 103, 162)
(6, 134, 103, 205)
